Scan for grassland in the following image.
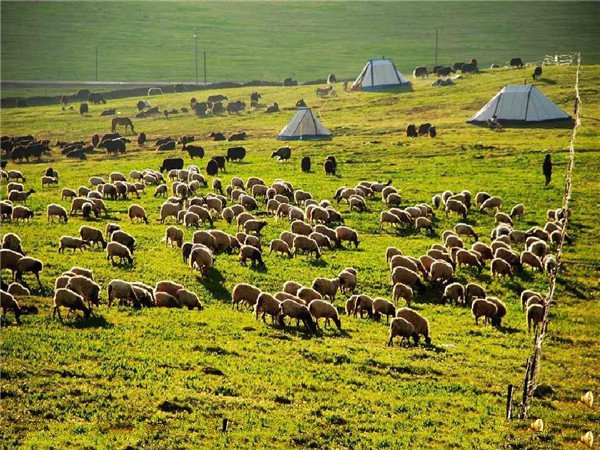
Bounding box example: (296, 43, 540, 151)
(1, 65, 599, 449)
(1, 1, 599, 87)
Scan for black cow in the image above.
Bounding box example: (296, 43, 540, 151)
(327, 74, 337, 84)
(250, 92, 262, 102)
(193, 102, 209, 117)
(79, 103, 89, 115)
(271, 147, 291, 162)
(178, 135, 195, 145)
(160, 157, 184, 173)
(462, 63, 478, 74)
(211, 102, 225, 115)
(418, 123, 432, 136)
(101, 133, 121, 143)
(227, 132, 247, 141)
(91, 133, 100, 147)
(157, 140, 176, 151)
(137, 132, 147, 146)
(324, 159, 336, 176)
(155, 137, 173, 146)
(208, 94, 227, 103)
(211, 156, 226, 171)
(226, 147, 246, 162)
(183, 144, 205, 159)
(406, 124, 418, 137)
(100, 108, 117, 116)
(99, 139, 126, 155)
(209, 132, 226, 141)
(435, 66, 455, 77)
(533, 66, 542, 80)
(452, 62, 465, 71)
(510, 58, 524, 68)
(61, 143, 84, 155)
(66, 149, 87, 160)
(301, 156, 311, 173)
(227, 101, 246, 114)
(413, 67, 428, 78)
(89, 93, 106, 104)
(429, 127, 437, 138)
(206, 159, 219, 176)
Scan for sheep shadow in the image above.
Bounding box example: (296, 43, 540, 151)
(496, 325, 521, 335)
(305, 258, 328, 268)
(249, 264, 268, 273)
(538, 78, 557, 85)
(276, 325, 315, 340)
(65, 315, 112, 329)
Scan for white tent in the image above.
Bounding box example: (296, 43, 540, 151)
(277, 107, 332, 140)
(467, 85, 571, 124)
(351, 58, 410, 91)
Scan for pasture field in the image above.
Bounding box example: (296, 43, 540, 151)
(1, 1, 599, 87)
(1, 66, 599, 449)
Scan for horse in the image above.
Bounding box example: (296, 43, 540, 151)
(316, 86, 336, 97)
(111, 117, 135, 133)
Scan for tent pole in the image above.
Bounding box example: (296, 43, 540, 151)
(435, 29, 438, 67)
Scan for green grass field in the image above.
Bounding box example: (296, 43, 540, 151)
(1, 65, 599, 449)
(2, 1, 599, 86)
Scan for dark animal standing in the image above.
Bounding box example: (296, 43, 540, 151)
(211, 102, 225, 115)
(250, 92, 262, 102)
(533, 66, 542, 80)
(193, 102, 209, 116)
(429, 126, 437, 138)
(99, 139, 126, 155)
(211, 156, 226, 171)
(183, 144, 205, 159)
(90, 134, 100, 147)
(227, 132, 247, 141)
(510, 58, 524, 68)
(435, 66, 455, 77)
(79, 103, 89, 115)
(406, 124, 417, 138)
(301, 156, 311, 173)
(160, 158, 184, 173)
(418, 123, 432, 136)
(543, 153, 552, 186)
(178, 136, 195, 145)
(206, 159, 219, 176)
(452, 62, 465, 72)
(461, 63, 478, 74)
(271, 147, 291, 162)
(88, 93, 106, 104)
(226, 147, 246, 162)
(413, 67, 428, 78)
(208, 94, 227, 103)
(111, 117, 135, 133)
(324, 159, 336, 176)
(227, 101, 246, 114)
(327, 74, 337, 83)
(137, 132, 147, 146)
(101, 133, 121, 143)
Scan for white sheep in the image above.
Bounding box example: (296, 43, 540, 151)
(66, 275, 101, 308)
(387, 317, 415, 346)
(176, 288, 203, 310)
(53, 288, 90, 321)
(231, 283, 261, 309)
(106, 241, 133, 265)
(47, 204, 68, 223)
(254, 293, 282, 323)
(441, 282, 465, 305)
(58, 236, 88, 253)
(471, 298, 497, 325)
(308, 299, 342, 330)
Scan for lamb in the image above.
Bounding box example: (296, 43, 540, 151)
(106, 241, 133, 264)
(111, 230, 136, 254)
(311, 277, 340, 302)
(455, 249, 483, 272)
(297, 287, 322, 304)
(445, 199, 467, 219)
(510, 204, 525, 220)
(189, 245, 214, 275)
(231, 283, 261, 309)
(58, 236, 88, 253)
(278, 299, 317, 332)
(441, 282, 465, 305)
(47, 203, 69, 223)
(465, 283, 486, 306)
(471, 298, 497, 325)
(431, 194, 442, 209)
(429, 260, 454, 284)
(164, 226, 184, 247)
(479, 196, 502, 213)
(335, 226, 359, 248)
(372, 298, 396, 323)
(244, 219, 267, 236)
(491, 257, 514, 278)
(269, 239, 293, 257)
(392, 282, 413, 307)
(345, 297, 356, 315)
(254, 293, 282, 323)
(128, 204, 149, 224)
(455, 223, 478, 241)
(1, 290, 22, 325)
(176, 288, 203, 310)
(239, 245, 264, 267)
(352, 294, 374, 318)
(527, 304, 545, 333)
(237, 212, 256, 230)
(7, 282, 30, 297)
(66, 275, 101, 308)
(396, 308, 431, 344)
(292, 235, 321, 259)
(283, 281, 302, 295)
(2, 233, 24, 255)
(53, 288, 90, 321)
(415, 217, 433, 233)
(387, 318, 415, 346)
(487, 297, 507, 326)
(521, 251, 543, 272)
(308, 299, 342, 330)
(79, 226, 107, 249)
(155, 292, 181, 308)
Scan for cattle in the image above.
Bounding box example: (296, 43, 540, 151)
(208, 94, 227, 103)
(183, 144, 204, 159)
(227, 101, 246, 114)
(324, 159, 336, 176)
(227, 132, 247, 141)
(193, 102, 209, 117)
(510, 58, 524, 68)
(429, 127, 437, 138)
(406, 124, 417, 138)
(91, 134, 100, 147)
(99, 139, 126, 155)
(296, 99, 307, 107)
(88, 93, 106, 104)
(25, 143, 51, 161)
(301, 156, 311, 173)
(101, 133, 121, 143)
(413, 67, 428, 78)
(211, 102, 225, 115)
(209, 132, 226, 141)
(66, 149, 87, 160)
(533, 66, 542, 80)
(211, 156, 226, 171)
(271, 147, 291, 162)
(452, 62, 465, 71)
(100, 108, 117, 116)
(265, 103, 279, 113)
(418, 123, 432, 136)
(206, 159, 219, 176)
(148, 87, 163, 96)
(16, 99, 28, 108)
(469, 58, 478, 67)
(137, 132, 147, 146)
(136, 100, 150, 111)
(435, 66, 455, 77)
(157, 140, 176, 151)
(461, 63, 478, 74)
(250, 92, 262, 102)
(178, 136, 195, 145)
(79, 103, 89, 115)
(77, 89, 91, 101)
(226, 147, 246, 162)
(159, 158, 184, 173)
(327, 74, 337, 84)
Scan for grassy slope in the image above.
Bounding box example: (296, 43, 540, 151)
(1, 66, 599, 449)
(1, 1, 599, 84)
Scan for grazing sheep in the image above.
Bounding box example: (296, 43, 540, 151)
(283, 281, 302, 295)
(66, 275, 101, 308)
(441, 282, 465, 305)
(15, 257, 43, 287)
(487, 297, 507, 326)
(47, 203, 69, 223)
(390, 255, 420, 274)
(41, 176, 58, 188)
(455, 223, 478, 241)
(345, 297, 357, 315)
(7, 282, 30, 297)
(176, 288, 203, 310)
(154, 184, 168, 197)
(239, 244, 264, 267)
(232, 283, 262, 309)
(58, 236, 88, 253)
(107, 279, 140, 307)
(455, 249, 483, 272)
(491, 257, 514, 278)
(386, 247, 403, 262)
(243, 219, 267, 236)
(494, 248, 521, 271)
(254, 293, 282, 323)
(61, 188, 77, 201)
(106, 241, 133, 264)
(471, 298, 497, 325)
(54, 275, 72, 290)
(510, 204, 525, 220)
(391, 267, 423, 292)
(445, 199, 467, 220)
(53, 288, 90, 321)
(278, 299, 316, 332)
(307, 232, 332, 251)
(269, 239, 293, 257)
(521, 251, 543, 272)
(309, 299, 342, 330)
(8, 189, 36, 204)
(164, 226, 184, 247)
(312, 277, 340, 302)
(388, 317, 415, 346)
(128, 204, 149, 224)
(184, 211, 200, 228)
(7, 170, 26, 182)
(1, 290, 22, 325)
(293, 235, 321, 259)
(528, 240, 548, 258)
(372, 298, 396, 323)
(297, 287, 322, 304)
(335, 226, 359, 248)
(2, 233, 24, 255)
(480, 196, 502, 213)
(155, 292, 181, 308)
(471, 242, 493, 261)
(159, 201, 182, 223)
(236, 212, 256, 231)
(465, 283, 486, 306)
(527, 304, 545, 333)
(352, 294, 374, 318)
(543, 254, 557, 274)
(392, 282, 413, 307)
(208, 229, 236, 254)
(111, 230, 136, 254)
(338, 268, 357, 294)
(291, 220, 313, 236)
(189, 246, 214, 275)
(415, 217, 433, 233)
(79, 226, 107, 249)
(429, 260, 454, 284)
(495, 212, 513, 226)
(11, 205, 34, 222)
(396, 308, 431, 344)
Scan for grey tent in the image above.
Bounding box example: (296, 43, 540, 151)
(277, 107, 332, 140)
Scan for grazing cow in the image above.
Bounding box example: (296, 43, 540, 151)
(406, 124, 418, 138)
(429, 127, 437, 138)
(301, 156, 311, 173)
(533, 66, 542, 80)
(435, 66, 454, 77)
(296, 99, 307, 107)
(159, 158, 184, 173)
(250, 92, 262, 102)
(510, 58, 524, 68)
(227, 101, 246, 114)
(100, 108, 117, 116)
(418, 123, 432, 136)
(211, 101, 225, 115)
(101, 132, 121, 143)
(327, 74, 337, 84)
(208, 94, 227, 103)
(111, 117, 135, 133)
(178, 135, 195, 145)
(66, 149, 87, 160)
(79, 103, 89, 115)
(452, 62, 465, 71)
(206, 159, 219, 176)
(324, 158, 336, 176)
(461, 63, 478, 74)
(271, 147, 291, 162)
(99, 139, 126, 155)
(209, 132, 226, 141)
(88, 93, 106, 104)
(211, 156, 226, 171)
(265, 103, 279, 113)
(226, 147, 246, 162)
(227, 132, 246, 141)
(193, 102, 209, 117)
(413, 67, 428, 78)
(183, 144, 204, 159)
